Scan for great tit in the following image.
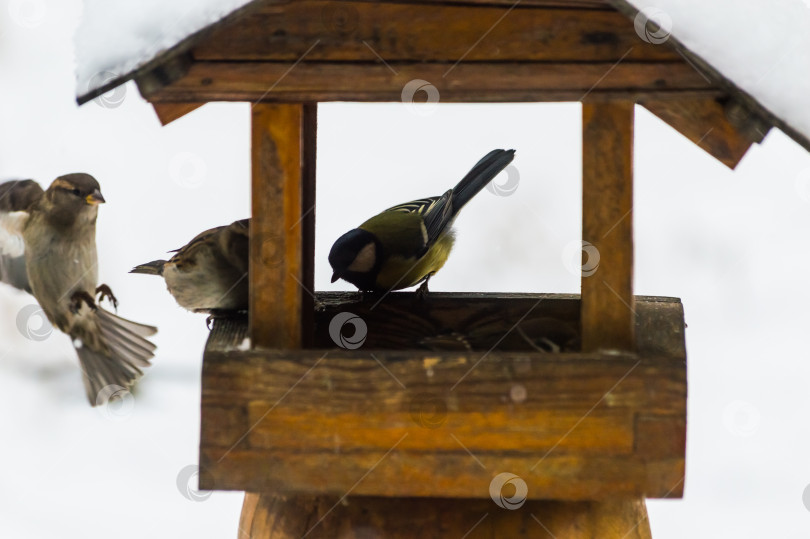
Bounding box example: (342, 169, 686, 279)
(329, 149, 516, 293)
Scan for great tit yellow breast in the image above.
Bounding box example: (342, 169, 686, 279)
(373, 229, 455, 290)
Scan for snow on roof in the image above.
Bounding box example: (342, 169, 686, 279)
(623, 0, 810, 148)
(75, 0, 253, 102)
(75, 0, 810, 151)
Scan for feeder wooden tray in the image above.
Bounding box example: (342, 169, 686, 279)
(199, 292, 686, 500)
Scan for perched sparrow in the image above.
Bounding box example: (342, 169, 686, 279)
(0, 175, 157, 405)
(130, 219, 249, 312)
(329, 149, 516, 293)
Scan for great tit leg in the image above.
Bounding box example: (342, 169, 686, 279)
(69, 290, 98, 314)
(415, 272, 435, 300)
(95, 284, 118, 311)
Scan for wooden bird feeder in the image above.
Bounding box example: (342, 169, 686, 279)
(77, 0, 810, 536)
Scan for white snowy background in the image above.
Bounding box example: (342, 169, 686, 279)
(75, 0, 253, 99)
(2, 1, 810, 538)
(627, 0, 810, 144)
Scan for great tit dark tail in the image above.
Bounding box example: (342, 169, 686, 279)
(129, 260, 166, 276)
(422, 149, 515, 241)
(449, 149, 516, 212)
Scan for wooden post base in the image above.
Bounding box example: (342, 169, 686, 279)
(239, 493, 652, 538)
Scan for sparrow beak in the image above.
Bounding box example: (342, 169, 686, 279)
(86, 189, 105, 205)
(331, 271, 340, 283)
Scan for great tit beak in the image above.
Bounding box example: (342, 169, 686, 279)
(85, 189, 105, 205)
(331, 271, 340, 283)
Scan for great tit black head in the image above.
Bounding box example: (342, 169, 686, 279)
(328, 228, 381, 290)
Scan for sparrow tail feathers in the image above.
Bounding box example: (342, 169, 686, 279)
(77, 309, 158, 406)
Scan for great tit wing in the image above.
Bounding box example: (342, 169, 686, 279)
(360, 210, 430, 259)
(384, 194, 452, 246)
(0, 179, 43, 293)
(377, 149, 515, 251)
(383, 196, 441, 216)
(421, 190, 454, 244)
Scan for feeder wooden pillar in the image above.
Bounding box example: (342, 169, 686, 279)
(581, 101, 635, 352)
(578, 101, 650, 536)
(243, 101, 318, 535)
(231, 98, 663, 536)
(249, 102, 316, 349)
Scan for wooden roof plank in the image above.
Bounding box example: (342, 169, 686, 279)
(151, 102, 205, 125)
(640, 98, 766, 169)
(77, 0, 810, 156)
(196, 1, 680, 63)
(607, 0, 810, 156)
(138, 60, 718, 103)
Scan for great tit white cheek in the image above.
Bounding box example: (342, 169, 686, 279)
(347, 242, 376, 273)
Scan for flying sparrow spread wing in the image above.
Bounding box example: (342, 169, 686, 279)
(0, 179, 43, 293)
(1, 175, 158, 405)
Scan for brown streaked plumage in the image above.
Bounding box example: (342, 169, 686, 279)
(131, 219, 249, 313)
(0, 174, 157, 405)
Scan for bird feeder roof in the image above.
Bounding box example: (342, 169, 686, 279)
(75, 0, 810, 159)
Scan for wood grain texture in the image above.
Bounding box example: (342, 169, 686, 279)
(239, 492, 260, 537)
(143, 60, 719, 104)
(195, 1, 679, 63)
(580, 101, 649, 535)
(250, 104, 305, 348)
(151, 102, 203, 125)
(581, 102, 635, 352)
(200, 294, 685, 500)
(640, 98, 763, 169)
(245, 103, 312, 533)
(134, 52, 194, 98)
(85, 0, 615, 104)
(237, 496, 655, 538)
(607, 0, 809, 156)
(207, 292, 685, 357)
